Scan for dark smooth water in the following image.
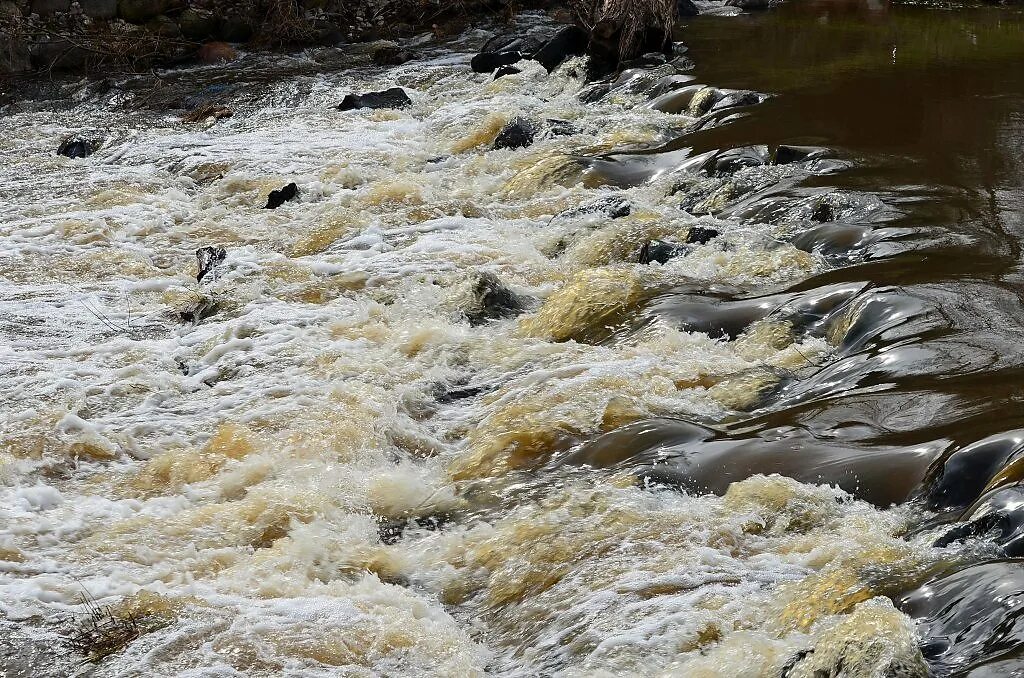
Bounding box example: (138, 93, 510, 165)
(573, 2, 1024, 675)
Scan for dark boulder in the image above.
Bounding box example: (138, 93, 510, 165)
(79, 0, 117, 18)
(372, 44, 413, 66)
(337, 87, 412, 111)
(218, 16, 254, 42)
(264, 182, 298, 209)
(30, 39, 89, 71)
(480, 33, 545, 55)
(493, 117, 538, 150)
(493, 65, 522, 80)
(31, 0, 69, 14)
(464, 272, 528, 325)
(677, 0, 699, 16)
(118, 0, 166, 24)
(639, 239, 689, 264)
(471, 50, 525, 74)
(772, 144, 829, 165)
(492, 118, 578, 151)
(57, 137, 96, 159)
(636, 228, 717, 265)
(685, 225, 720, 245)
(532, 25, 588, 72)
(195, 246, 226, 284)
(178, 8, 218, 40)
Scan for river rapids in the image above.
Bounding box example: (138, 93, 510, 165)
(4, 2, 1024, 676)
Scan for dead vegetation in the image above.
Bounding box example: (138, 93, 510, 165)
(66, 589, 177, 663)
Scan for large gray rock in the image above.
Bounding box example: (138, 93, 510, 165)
(30, 0, 70, 15)
(178, 8, 218, 40)
(218, 16, 253, 42)
(79, 0, 117, 19)
(30, 38, 88, 70)
(118, 0, 166, 24)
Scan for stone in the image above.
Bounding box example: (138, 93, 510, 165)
(685, 225, 720, 245)
(480, 33, 544, 55)
(178, 8, 218, 40)
(118, 0, 166, 24)
(146, 14, 179, 38)
(372, 44, 412, 66)
(218, 16, 253, 42)
(639, 240, 688, 264)
(264, 182, 298, 209)
(178, 295, 218, 324)
(336, 87, 412, 111)
(493, 65, 521, 80)
(181, 103, 232, 123)
(464, 272, 527, 326)
(30, 0, 70, 15)
(470, 50, 524, 74)
(492, 117, 538, 150)
(677, 0, 699, 16)
(31, 39, 88, 70)
(197, 41, 237, 64)
(532, 25, 588, 72)
(195, 246, 226, 283)
(708, 90, 762, 112)
(57, 136, 96, 159)
(78, 0, 117, 19)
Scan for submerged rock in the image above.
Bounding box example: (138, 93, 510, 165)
(560, 196, 632, 221)
(464, 272, 527, 325)
(178, 295, 218, 324)
(336, 87, 412, 111)
(378, 514, 449, 545)
(57, 137, 95, 159)
(181, 103, 232, 124)
(195, 246, 226, 284)
(264, 182, 298, 209)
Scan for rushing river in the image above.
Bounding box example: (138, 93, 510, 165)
(4, 1, 1024, 675)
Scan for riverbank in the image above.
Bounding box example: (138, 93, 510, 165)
(0, 0, 537, 74)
